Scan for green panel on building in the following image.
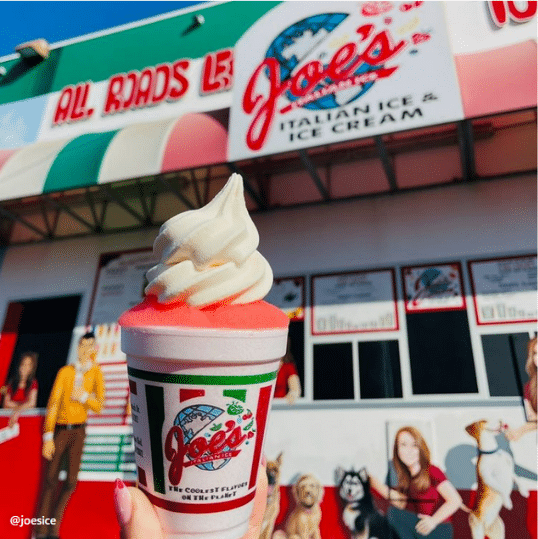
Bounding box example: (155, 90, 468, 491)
(43, 130, 118, 192)
(0, 2, 280, 106)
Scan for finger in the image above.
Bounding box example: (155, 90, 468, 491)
(242, 464, 268, 539)
(114, 481, 164, 539)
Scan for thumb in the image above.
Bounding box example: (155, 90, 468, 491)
(114, 465, 268, 539)
(242, 463, 268, 539)
(114, 480, 164, 539)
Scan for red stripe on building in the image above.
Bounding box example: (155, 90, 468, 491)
(139, 487, 255, 513)
(0, 302, 23, 386)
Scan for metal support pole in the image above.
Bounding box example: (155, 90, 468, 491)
(298, 150, 330, 200)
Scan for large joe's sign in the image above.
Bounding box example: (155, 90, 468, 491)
(228, 1, 464, 160)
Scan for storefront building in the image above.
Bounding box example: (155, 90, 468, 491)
(0, 2, 535, 538)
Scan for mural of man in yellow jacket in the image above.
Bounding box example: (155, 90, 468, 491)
(35, 330, 105, 539)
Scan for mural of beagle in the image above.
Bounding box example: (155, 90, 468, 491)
(465, 419, 514, 539)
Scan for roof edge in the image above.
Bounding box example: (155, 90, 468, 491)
(0, 0, 223, 64)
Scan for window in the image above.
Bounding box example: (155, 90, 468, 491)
(313, 342, 354, 400)
(406, 311, 478, 394)
(288, 320, 304, 396)
(358, 340, 402, 398)
(482, 332, 531, 397)
(3, 295, 82, 408)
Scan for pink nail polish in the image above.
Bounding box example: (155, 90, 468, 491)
(114, 478, 132, 527)
(261, 454, 267, 467)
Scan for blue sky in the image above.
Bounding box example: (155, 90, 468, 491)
(0, 1, 207, 58)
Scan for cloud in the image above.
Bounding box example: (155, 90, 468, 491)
(0, 109, 28, 148)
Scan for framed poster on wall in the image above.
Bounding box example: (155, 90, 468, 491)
(311, 269, 398, 335)
(469, 254, 537, 325)
(402, 262, 466, 313)
(88, 248, 157, 366)
(89, 248, 156, 325)
(266, 276, 305, 321)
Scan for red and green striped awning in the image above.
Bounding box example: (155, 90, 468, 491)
(0, 113, 227, 202)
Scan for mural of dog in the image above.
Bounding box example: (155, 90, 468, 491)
(260, 452, 283, 539)
(336, 467, 401, 539)
(273, 473, 324, 539)
(465, 419, 514, 539)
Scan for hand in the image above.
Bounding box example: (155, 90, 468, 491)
(8, 411, 19, 428)
(72, 387, 86, 402)
(416, 514, 437, 536)
(43, 439, 55, 460)
(114, 463, 268, 539)
(504, 426, 522, 442)
(286, 390, 299, 405)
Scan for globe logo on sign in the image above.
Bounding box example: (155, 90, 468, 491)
(265, 13, 383, 110)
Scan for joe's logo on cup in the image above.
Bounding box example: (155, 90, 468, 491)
(128, 366, 276, 513)
(164, 401, 256, 486)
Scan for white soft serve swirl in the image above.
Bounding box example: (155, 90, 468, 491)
(145, 173, 273, 307)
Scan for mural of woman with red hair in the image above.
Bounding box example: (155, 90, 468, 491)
(3, 351, 38, 427)
(371, 426, 462, 538)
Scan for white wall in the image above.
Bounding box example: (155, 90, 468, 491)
(444, 1, 537, 54)
(0, 175, 535, 329)
(256, 175, 536, 277)
(0, 228, 157, 330)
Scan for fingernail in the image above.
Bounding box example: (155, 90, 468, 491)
(261, 454, 267, 467)
(114, 478, 132, 527)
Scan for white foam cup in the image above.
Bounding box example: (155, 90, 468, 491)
(121, 324, 288, 539)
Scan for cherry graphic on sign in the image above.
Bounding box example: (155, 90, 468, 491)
(412, 33, 430, 45)
(361, 2, 393, 17)
(400, 1, 423, 12)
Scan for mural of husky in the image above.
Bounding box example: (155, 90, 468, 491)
(336, 467, 401, 539)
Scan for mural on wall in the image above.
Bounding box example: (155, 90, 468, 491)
(335, 466, 400, 539)
(263, 405, 536, 539)
(267, 277, 305, 404)
(0, 251, 535, 538)
(35, 330, 105, 538)
(0, 351, 38, 442)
